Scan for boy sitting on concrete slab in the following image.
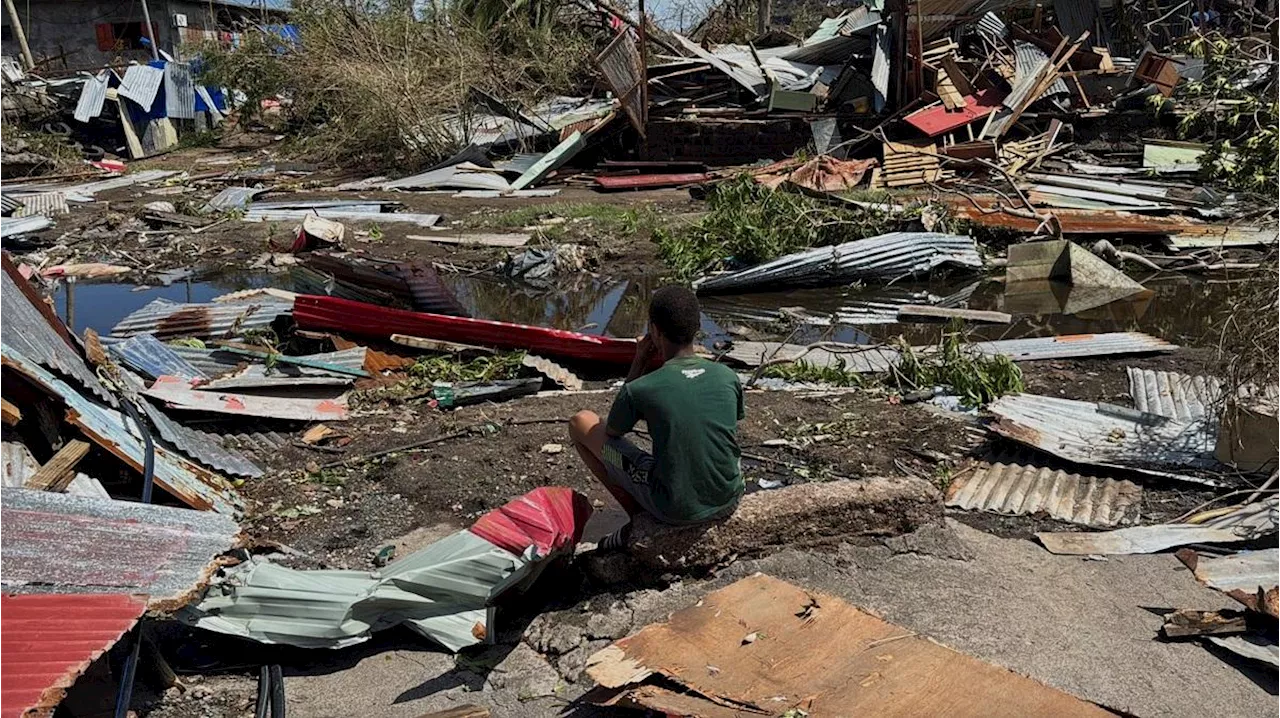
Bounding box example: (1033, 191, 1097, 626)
(569, 285, 745, 549)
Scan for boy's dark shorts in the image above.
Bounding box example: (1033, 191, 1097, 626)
(601, 436, 737, 526)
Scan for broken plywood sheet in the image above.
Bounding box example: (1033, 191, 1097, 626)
(144, 375, 349, 422)
(946, 460, 1142, 527)
(586, 573, 1113, 717)
(874, 140, 946, 188)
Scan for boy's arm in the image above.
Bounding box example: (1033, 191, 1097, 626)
(625, 335, 656, 384)
(736, 377, 746, 422)
(605, 385, 639, 438)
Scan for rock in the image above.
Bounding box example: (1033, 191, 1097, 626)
(524, 616, 585, 656)
(883, 522, 974, 560)
(628, 477, 942, 572)
(555, 639, 611, 683)
(580, 549, 638, 585)
(585, 602, 633, 640)
(485, 643, 560, 699)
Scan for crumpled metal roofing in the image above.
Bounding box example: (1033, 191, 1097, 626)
(724, 331, 1173, 371)
(1037, 498, 1277, 554)
(1128, 367, 1225, 422)
(243, 208, 442, 227)
(1, 593, 148, 718)
(695, 232, 983, 294)
(2, 268, 116, 404)
(12, 192, 70, 217)
(0, 215, 53, 237)
(383, 164, 511, 191)
(57, 169, 180, 197)
(946, 459, 1143, 526)
(202, 186, 267, 213)
(109, 297, 294, 341)
(160, 346, 367, 384)
(109, 332, 209, 381)
(988, 393, 1222, 485)
(2, 441, 108, 499)
(1179, 548, 1279, 594)
(181, 487, 588, 652)
(141, 399, 264, 477)
(1, 486, 239, 607)
(2, 345, 243, 514)
(1207, 635, 1280, 667)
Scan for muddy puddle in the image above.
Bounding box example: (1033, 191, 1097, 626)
(53, 267, 1257, 352)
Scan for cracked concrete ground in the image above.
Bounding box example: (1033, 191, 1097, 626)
(172, 521, 1274, 718)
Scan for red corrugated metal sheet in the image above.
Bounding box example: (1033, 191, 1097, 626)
(905, 88, 1006, 137)
(595, 173, 712, 190)
(1, 593, 147, 718)
(470, 487, 592, 557)
(293, 295, 639, 365)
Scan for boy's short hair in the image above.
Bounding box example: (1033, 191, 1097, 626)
(649, 285, 700, 346)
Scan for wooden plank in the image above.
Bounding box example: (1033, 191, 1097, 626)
(24, 439, 90, 492)
(897, 305, 1013, 324)
(406, 233, 531, 248)
(391, 333, 495, 355)
(1162, 609, 1248, 637)
(2, 398, 22, 426)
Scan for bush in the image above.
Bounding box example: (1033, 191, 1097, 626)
(196, 1, 595, 167)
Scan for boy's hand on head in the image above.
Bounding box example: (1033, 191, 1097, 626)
(636, 334, 654, 358)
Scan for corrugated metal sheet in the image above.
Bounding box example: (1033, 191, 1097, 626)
(1, 441, 106, 499)
(140, 397, 264, 478)
(1181, 548, 1279, 593)
(946, 459, 1142, 526)
(977, 11, 1008, 39)
(109, 297, 293, 341)
(1, 593, 148, 718)
(73, 70, 110, 123)
(395, 263, 471, 316)
(510, 132, 586, 191)
(191, 423, 293, 460)
(166, 346, 365, 381)
(988, 393, 1222, 485)
(2, 269, 116, 403)
(694, 233, 983, 294)
(181, 487, 587, 652)
(12, 192, 70, 217)
(108, 332, 208, 381)
(294, 294, 640, 365)
(1037, 498, 1277, 554)
(674, 34, 767, 95)
(243, 208, 441, 227)
(1, 346, 243, 514)
(724, 332, 1173, 371)
(1, 193, 22, 215)
(118, 64, 165, 109)
(1053, 0, 1110, 48)
(596, 28, 645, 135)
(163, 62, 196, 119)
(1, 486, 239, 605)
(383, 165, 510, 191)
(202, 186, 267, 213)
(1207, 635, 1280, 667)
(1128, 367, 1223, 422)
(59, 169, 180, 197)
(250, 199, 396, 211)
(144, 375, 349, 421)
(1008, 43, 1069, 109)
(1, 215, 53, 237)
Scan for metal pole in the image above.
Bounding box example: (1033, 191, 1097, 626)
(3, 0, 35, 70)
(64, 279, 76, 332)
(139, 0, 161, 61)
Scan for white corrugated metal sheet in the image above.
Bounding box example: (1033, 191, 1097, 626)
(695, 232, 983, 294)
(118, 64, 165, 109)
(1128, 367, 1223, 422)
(988, 393, 1223, 485)
(73, 70, 110, 122)
(164, 62, 196, 119)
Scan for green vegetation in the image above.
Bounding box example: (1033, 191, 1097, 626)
(891, 325, 1024, 408)
(1154, 32, 1278, 198)
(655, 176, 941, 281)
(408, 351, 527, 383)
(196, 1, 595, 166)
(762, 358, 864, 387)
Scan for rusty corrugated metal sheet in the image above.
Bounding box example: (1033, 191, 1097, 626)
(946, 459, 1142, 526)
(595, 173, 712, 190)
(988, 393, 1223, 486)
(2, 346, 243, 514)
(1, 593, 147, 718)
(394, 263, 471, 316)
(109, 298, 293, 341)
(2, 267, 116, 404)
(1, 486, 238, 607)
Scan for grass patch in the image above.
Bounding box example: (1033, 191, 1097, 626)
(655, 175, 939, 281)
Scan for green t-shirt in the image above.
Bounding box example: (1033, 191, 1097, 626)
(606, 355, 745, 522)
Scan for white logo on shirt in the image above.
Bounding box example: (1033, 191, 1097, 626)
(681, 368, 706, 379)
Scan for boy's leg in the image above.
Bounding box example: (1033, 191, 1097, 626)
(568, 410, 642, 516)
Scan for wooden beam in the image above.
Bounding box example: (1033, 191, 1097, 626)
(2, 398, 21, 426)
(25, 439, 90, 492)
